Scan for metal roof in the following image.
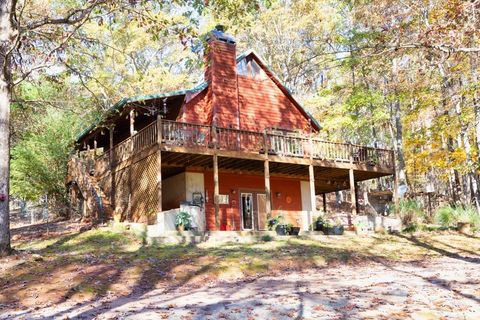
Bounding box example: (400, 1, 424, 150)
(75, 82, 208, 142)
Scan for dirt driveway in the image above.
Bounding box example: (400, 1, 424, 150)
(3, 255, 479, 320)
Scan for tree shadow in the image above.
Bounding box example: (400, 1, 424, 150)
(392, 233, 480, 264)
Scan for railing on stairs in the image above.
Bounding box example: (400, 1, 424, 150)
(68, 156, 109, 221)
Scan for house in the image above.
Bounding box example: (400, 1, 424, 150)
(67, 26, 395, 233)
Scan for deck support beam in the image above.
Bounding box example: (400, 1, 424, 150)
(157, 115, 163, 214)
(213, 154, 220, 230)
(264, 159, 272, 218)
(349, 168, 357, 226)
(308, 164, 316, 230)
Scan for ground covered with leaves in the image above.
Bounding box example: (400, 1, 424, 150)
(1, 221, 479, 319)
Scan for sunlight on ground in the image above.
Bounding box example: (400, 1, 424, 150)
(1, 223, 479, 311)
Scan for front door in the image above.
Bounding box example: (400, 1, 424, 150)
(257, 194, 267, 230)
(241, 193, 254, 230)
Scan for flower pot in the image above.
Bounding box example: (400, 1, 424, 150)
(290, 227, 300, 236)
(177, 224, 185, 232)
(457, 222, 471, 234)
(275, 224, 287, 236)
(315, 221, 324, 231)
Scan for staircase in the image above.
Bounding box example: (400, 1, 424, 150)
(67, 156, 113, 222)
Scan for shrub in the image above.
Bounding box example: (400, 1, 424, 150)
(395, 199, 424, 226)
(435, 206, 456, 227)
(261, 234, 273, 242)
(435, 205, 480, 231)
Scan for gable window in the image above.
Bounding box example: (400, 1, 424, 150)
(237, 56, 266, 80)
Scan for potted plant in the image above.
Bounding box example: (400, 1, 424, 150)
(322, 219, 344, 235)
(175, 211, 192, 231)
(315, 216, 325, 232)
(268, 215, 288, 235)
(289, 225, 300, 236)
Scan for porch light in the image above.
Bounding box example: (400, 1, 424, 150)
(275, 192, 282, 198)
(231, 189, 237, 194)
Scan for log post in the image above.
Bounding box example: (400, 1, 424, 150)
(109, 127, 115, 210)
(263, 130, 272, 218)
(213, 154, 220, 230)
(322, 193, 327, 213)
(308, 135, 316, 230)
(349, 168, 357, 226)
(308, 164, 316, 231)
(157, 115, 163, 214)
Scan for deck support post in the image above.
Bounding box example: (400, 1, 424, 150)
(264, 159, 272, 218)
(213, 154, 220, 230)
(322, 193, 327, 213)
(263, 130, 272, 218)
(157, 115, 163, 214)
(308, 164, 316, 231)
(109, 127, 115, 210)
(349, 168, 357, 226)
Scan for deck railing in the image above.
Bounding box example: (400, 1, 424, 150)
(92, 119, 394, 169)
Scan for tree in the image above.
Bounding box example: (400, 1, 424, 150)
(0, 0, 269, 255)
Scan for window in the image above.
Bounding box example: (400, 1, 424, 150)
(236, 56, 266, 80)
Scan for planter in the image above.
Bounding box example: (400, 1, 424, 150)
(457, 222, 471, 234)
(177, 225, 185, 232)
(315, 221, 324, 232)
(275, 224, 287, 236)
(290, 227, 300, 236)
(323, 225, 344, 235)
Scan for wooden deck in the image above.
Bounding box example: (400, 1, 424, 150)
(93, 119, 394, 176)
(70, 118, 395, 225)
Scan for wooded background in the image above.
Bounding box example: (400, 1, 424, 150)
(3, 0, 480, 225)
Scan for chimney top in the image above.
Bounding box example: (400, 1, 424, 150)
(207, 25, 236, 44)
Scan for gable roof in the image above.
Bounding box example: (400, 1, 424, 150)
(76, 50, 321, 143)
(235, 49, 321, 131)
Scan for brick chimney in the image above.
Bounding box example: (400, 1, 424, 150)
(205, 25, 239, 129)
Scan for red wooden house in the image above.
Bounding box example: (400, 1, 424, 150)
(67, 26, 394, 233)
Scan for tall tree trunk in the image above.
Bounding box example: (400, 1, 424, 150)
(393, 98, 407, 197)
(0, 0, 12, 256)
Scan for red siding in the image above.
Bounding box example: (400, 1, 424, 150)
(179, 88, 212, 125)
(237, 75, 311, 132)
(201, 171, 303, 231)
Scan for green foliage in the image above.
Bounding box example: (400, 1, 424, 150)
(10, 109, 81, 203)
(434, 206, 457, 227)
(261, 234, 273, 242)
(435, 205, 480, 231)
(394, 199, 424, 226)
(175, 211, 192, 229)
